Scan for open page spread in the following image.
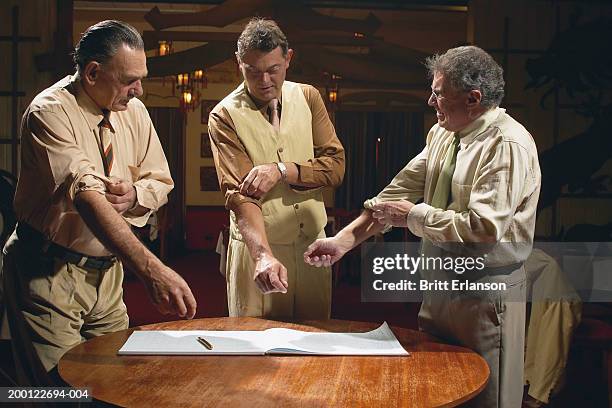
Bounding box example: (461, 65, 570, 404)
(118, 322, 408, 356)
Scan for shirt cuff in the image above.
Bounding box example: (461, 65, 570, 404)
(363, 197, 392, 234)
(122, 185, 153, 227)
(295, 162, 315, 185)
(132, 181, 168, 211)
(406, 202, 433, 238)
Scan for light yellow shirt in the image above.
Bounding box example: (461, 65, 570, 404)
(15, 74, 173, 256)
(365, 107, 541, 263)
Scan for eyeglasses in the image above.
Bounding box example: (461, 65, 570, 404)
(430, 88, 443, 101)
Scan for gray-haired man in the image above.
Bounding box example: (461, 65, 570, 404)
(1, 20, 196, 385)
(305, 46, 541, 407)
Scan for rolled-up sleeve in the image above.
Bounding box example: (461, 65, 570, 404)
(295, 85, 345, 187)
(26, 108, 108, 201)
(208, 107, 261, 211)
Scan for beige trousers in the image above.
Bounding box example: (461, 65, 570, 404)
(1, 231, 128, 385)
(226, 230, 331, 320)
(418, 267, 527, 408)
(524, 249, 582, 403)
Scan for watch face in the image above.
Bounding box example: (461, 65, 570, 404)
(277, 162, 287, 180)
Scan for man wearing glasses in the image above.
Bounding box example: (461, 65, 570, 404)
(305, 46, 541, 407)
(208, 18, 345, 319)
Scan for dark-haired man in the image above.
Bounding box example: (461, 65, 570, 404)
(1, 20, 196, 385)
(209, 18, 345, 319)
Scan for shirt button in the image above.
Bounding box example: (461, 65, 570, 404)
(294, 204, 299, 209)
(278, 147, 284, 153)
(299, 223, 304, 228)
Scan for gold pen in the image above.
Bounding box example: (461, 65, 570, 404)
(197, 336, 213, 350)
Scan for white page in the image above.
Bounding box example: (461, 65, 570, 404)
(262, 322, 408, 355)
(118, 330, 269, 355)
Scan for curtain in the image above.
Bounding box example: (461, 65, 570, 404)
(147, 108, 185, 260)
(334, 111, 425, 211)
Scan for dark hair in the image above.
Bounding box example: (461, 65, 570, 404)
(236, 17, 289, 59)
(425, 45, 505, 108)
(73, 20, 144, 73)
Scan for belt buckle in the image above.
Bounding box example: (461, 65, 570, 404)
(76, 256, 89, 268)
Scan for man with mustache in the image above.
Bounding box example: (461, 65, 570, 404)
(1, 20, 197, 385)
(208, 18, 345, 319)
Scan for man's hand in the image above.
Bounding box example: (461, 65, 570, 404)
(104, 177, 137, 214)
(371, 201, 415, 227)
(239, 164, 281, 199)
(142, 261, 198, 319)
(253, 252, 288, 294)
(304, 237, 350, 267)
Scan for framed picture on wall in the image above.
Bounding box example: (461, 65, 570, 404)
(201, 132, 213, 158)
(200, 166, 220, 191)
(201, 100, 217, 124)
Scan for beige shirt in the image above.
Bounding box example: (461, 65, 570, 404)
(15, 75, 173, 256)
(208, 82, 345, 211)
(366, 107, 541, 263)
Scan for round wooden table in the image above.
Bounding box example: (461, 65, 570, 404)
(58, 317, 489, 407)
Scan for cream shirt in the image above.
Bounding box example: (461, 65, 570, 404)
(365, 107, 541, 264)
(15, 75, 173, 256)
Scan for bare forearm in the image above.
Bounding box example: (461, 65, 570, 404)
(335, 210, 386, 250)
(234, 201, 273, 261)
(74, 190, 158, 277)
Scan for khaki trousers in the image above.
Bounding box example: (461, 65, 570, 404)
(418, 267, 527, 408)
(226, 230, 331, 320)
(524, 249, 582, 403)
(1, 230, 128, 385)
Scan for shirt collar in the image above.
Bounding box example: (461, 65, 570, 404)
(68, 74, 117, 132)
(457, 107, 503, 145)
(242, 82, 283, 113)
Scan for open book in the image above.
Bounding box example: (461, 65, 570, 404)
(118, 322, 408, 356)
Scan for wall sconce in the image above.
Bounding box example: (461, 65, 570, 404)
(177, 73, 190, 87)
(326, 83, 339, 110)
(158, 40, 172, 56)
(179, 87, 198, 113)
(328, 88, 338, 103)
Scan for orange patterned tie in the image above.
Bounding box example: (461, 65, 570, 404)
(99, 110, 114, 176)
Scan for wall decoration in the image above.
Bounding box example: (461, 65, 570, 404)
(201, 132, 213, 158)
(201, 100, 217, 124)
(200, 166, 220, 191)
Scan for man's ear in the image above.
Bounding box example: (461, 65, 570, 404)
(285, 49, 294, 67)
(82, 61, 101, 86)
(467, 89, 482, 107)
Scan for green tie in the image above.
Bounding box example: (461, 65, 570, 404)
(430, 134, 459, 210)
(420, 134, 459, 280)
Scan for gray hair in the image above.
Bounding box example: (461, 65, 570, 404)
(236, 18, 289, 59)
(425, 46, 505, 108)
(73, 20, 144, 73)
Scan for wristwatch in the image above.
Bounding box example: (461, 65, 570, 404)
(276, 162, 288, 182)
